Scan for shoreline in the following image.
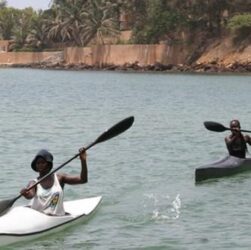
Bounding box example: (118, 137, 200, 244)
(1, 61, 250, 74)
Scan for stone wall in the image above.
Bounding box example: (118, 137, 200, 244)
(64, 44, 187, 66)
(63, 47, 92, 65)
(0, 51, 63, 65)
(0, 43, 249, 69)
(0, 45, 187, 66)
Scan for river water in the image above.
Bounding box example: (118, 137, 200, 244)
(0, 68, 251, 250)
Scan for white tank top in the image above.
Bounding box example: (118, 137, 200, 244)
(30, 174, 65, 216)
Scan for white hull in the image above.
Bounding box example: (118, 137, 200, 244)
(0, 196, 102, 247)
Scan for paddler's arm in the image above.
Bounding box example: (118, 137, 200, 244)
(225, 127, 242, 145)
(225, 135, 237, 146)
(58, 148, 88, 187)
(20, 180, 36, 199)
(225, 134, 239, 154)
(245, 135, 251, 145)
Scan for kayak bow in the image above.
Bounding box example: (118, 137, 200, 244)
(0, 196, 102, 247)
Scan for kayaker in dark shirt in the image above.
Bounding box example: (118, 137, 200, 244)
(225, 120, 251, 158)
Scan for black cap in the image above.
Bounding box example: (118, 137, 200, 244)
(31, 149, 53, 172)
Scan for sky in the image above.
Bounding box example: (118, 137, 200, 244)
(6, 0, 51, 10)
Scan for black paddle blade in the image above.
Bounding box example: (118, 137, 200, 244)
(0, 196, 20, 216)
(204, 121, 228, 132)
(94, 116, 134, 146)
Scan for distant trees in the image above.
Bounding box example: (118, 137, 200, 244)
(46, 0, 119, 46)
(130, 0, 232, 43)
(47, 0, 89, 46)
(25, 10, 52, 50)
(80, 0, 120, 45)
(0, 7, 19, 40)
(126, 0, 251, 43)
(0, 0, 250, 50)
(130, 0, 185, 44)
(11, 8, 38, 50)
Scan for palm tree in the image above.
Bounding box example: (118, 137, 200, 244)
(81, 0, 120, 45)
(26, 10, 51, 49)
(48, 0, 88, 46)
(48, 0, 120, 46)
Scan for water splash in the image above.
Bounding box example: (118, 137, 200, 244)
(171, 194, 181, 219)
(144, 193, 181, 222)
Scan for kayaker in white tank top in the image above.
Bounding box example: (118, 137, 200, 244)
(30, 174, 65, 216)
(20, 148, 88, 216)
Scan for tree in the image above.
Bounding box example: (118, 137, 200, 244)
(185, 0, 230, 35)
(81, 0, 120, 45)
(131, 0, 184, 44)
(11, 8, 37, 50)
(0, 7, 18, 39)
(26, 10, 51, 49)
(48, 0, 88, 46)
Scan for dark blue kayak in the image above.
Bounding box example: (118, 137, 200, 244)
(195, 156, 251, 182)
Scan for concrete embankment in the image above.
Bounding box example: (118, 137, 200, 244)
(0, 42, 250, 73)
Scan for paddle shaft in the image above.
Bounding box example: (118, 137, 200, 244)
(225, 128, 251, 133)
(0, 116, 134, 215)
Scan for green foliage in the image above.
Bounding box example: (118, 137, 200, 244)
(0, 7, 19, 39)
(26, 11, 51, 49)
(132, 0, 184, 44)
(48, 0, 120, 46)
(227, 13, 251, 40)
(1, 0, 250, 49)
(228, 13, 251, 30)
(135, 11, 183, 44)
(11, 8, 38, 49)
(80, 0, 120, 45)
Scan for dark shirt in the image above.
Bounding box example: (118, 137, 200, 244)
(226, 135, 247, 158)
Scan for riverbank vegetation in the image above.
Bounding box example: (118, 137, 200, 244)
(0, 0, 250, 65)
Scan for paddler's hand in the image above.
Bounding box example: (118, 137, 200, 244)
(79, 147, 87, 161)
(232, 127, 240, 134)
(20, 180, 36, 199)
(20, 188, 34, 199)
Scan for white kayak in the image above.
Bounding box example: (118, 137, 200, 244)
(0, 196, 102, 247)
